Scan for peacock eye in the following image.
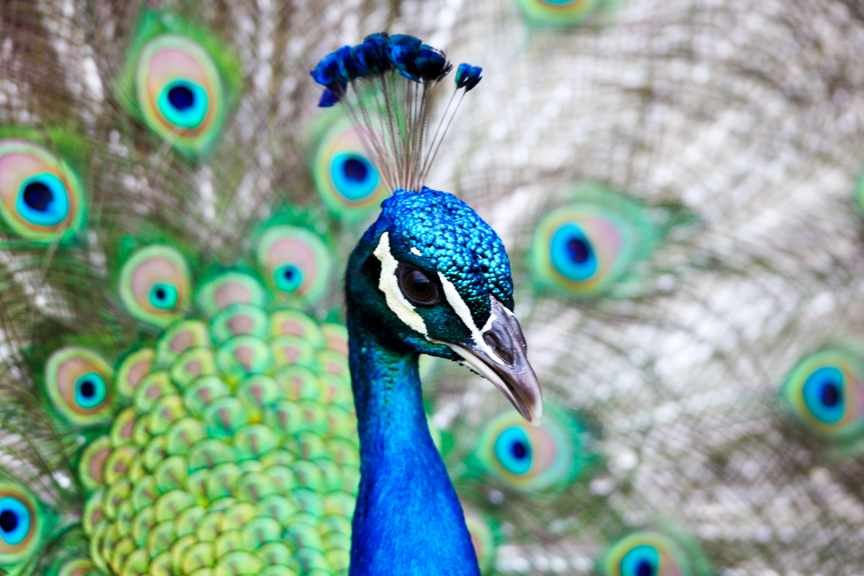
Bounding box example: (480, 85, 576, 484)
(396, 264, 441, 306)
(783, 349, 864, 439)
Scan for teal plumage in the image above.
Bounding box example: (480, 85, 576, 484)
(2, 0, 864, 575)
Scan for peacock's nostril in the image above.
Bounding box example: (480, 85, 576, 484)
(484, 330, 514, 365)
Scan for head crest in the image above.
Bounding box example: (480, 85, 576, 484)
(311, 32, 482, 194)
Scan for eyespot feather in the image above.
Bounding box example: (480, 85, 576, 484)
(783, 348, 864, 440)
(116, 9, 241, 158)
(311, 114, 388, 220)
(0, 484, 43, 566)
(119, 245, 192, 327)
(256, 226, 333, 305)
(0, 138, 86, 243)
(471, 407, 590, 491)
(44, 347, 115, 426)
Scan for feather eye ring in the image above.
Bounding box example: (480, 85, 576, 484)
(0, 485, 41, 565)
(0, 139, 85, 242)
(783, 349, 864, 440)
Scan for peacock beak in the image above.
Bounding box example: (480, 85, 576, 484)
(443, 298, 543, 425)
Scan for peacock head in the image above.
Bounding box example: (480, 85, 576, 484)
(347, 187, 542, 423)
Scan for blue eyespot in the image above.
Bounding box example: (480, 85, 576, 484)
(329, 153, 380, 201)
(74, 372, 108, 410)
(149, 282, 179, 310)
(0, 496, 31, 546)
(493, 426, 533, 475)
(549, 223, 598, 282)
(157, 79, 209, 130)
(802, 366, 845, 424)
(274, 264, 304, 293)
(619, 544, 659, 576)
(16, 173, 70, 227)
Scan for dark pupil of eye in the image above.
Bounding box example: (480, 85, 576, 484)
(80, 379, 96, 398)
(822, 382, 841, 406)
(567, 238, 590, 263)
(344, 157, 368, 182)
(283, 268, 294, 280)
(636, 560, 654, 576)
(23, 182, 53, 212)
(511, 441, 528, 460)
(168, 85, 195, 111)
(0, 510, 18, 532)
(409, 271, 431, 297)
(154, 287, 166, 300)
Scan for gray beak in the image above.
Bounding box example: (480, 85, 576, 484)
(445, 297, 543, 425)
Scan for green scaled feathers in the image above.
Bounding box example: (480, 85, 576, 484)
(76, 298, 359, 575)
(115, 9, 242, 158)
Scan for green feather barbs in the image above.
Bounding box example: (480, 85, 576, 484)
(0, 139, 85, 242)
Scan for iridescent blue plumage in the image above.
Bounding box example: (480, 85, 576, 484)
(346, 188, 537, 575)
(455, 63, 483, 91)
(310, 33, 480, 191)
(375, 187, 513, 325)
(312, 33, 539, 575)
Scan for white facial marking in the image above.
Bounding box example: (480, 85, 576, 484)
(410, 247, 422, 256)
(373, 232, 428, 335)
(437, 273, 504, 365)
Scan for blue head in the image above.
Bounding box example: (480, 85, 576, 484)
(346, 187, 542, 422)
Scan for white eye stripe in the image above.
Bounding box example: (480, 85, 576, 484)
(437, 273, 503, 365)
(373, 232, 428, 335)
(373, 233, 501, 356)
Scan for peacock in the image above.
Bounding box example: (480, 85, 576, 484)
(2, 0, 864, 575)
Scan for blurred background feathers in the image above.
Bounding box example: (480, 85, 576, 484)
(2, 0, 864, 574)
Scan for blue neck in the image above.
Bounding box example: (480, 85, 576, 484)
(347, 314, 480, 576)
